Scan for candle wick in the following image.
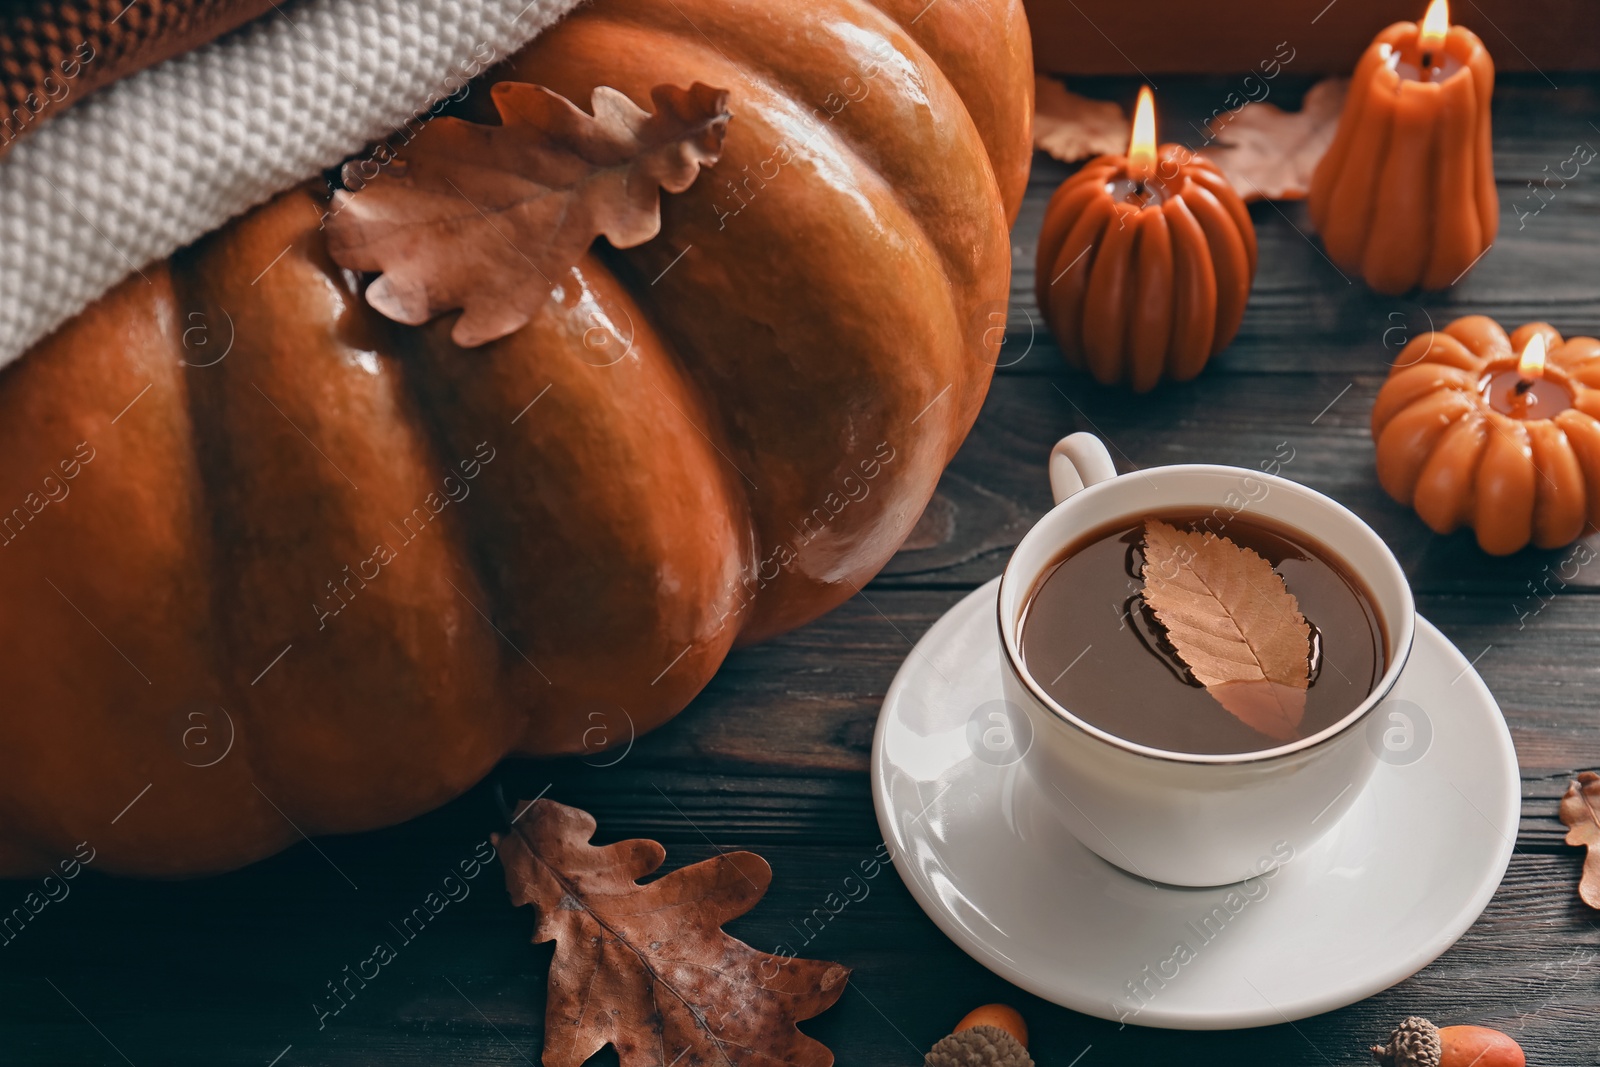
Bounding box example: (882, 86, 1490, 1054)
(1514, 377, 1535, 396)
(1420, 50, 1433, 69)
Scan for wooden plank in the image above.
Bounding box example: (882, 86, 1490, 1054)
(0, 839, 1590, 1066)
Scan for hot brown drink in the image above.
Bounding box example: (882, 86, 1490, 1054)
(1018, 510, 1386, 755)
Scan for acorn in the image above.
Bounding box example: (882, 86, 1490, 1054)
(923, 1004, 1033, 1067)
(1371, 1016, 1525, 1067)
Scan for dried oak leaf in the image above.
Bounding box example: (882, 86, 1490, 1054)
(1559, 772, 1600, 909)
(325, 81, 730, 347)
(1198, 77, 1348, 202)
(1033, 76, 1128, 164)
(496, 798, 849, 1067)
(1141, 519, 1312, 742)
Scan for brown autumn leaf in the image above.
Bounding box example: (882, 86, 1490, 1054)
(496, 798, 849, 1067)
(1033, 76, 1129, 163)
(1559, 772, 1600, 909)
(1141, 519, 1312, 742)
(325, 81, 730, 348)
(1198, 77, 1348, 202)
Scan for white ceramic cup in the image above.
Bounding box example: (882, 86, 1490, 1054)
(997, 433, 1416, 887)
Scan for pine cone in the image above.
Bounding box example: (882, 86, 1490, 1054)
(1372, 1016, 1443, 1067)
(924, 1024, 1034, 1067)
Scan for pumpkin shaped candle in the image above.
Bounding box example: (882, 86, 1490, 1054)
(1036, 86, 1257, 392)
(1309, 0, 1496, 294)
(1373, 315, 1600, 555)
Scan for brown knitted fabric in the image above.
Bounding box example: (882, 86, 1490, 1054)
(0, 0, 274, 155)
(924, 1025, 1034, 1067)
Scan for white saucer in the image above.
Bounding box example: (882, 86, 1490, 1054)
(871, 578, 1520, 1030)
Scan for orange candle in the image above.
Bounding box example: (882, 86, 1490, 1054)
(1309, 0, 1496, 294)
(1036, 86, 1257, 393)
(1372, 316, 1600, 555)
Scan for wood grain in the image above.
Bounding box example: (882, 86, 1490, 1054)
(3, 74, 1599, 1066)
(1026, 0, 1600, 75)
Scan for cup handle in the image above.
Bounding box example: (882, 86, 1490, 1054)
(1048, 433, 1118, 505)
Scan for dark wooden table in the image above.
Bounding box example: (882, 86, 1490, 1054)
(5, 74, 1599, 1067)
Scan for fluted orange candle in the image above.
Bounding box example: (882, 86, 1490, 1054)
(1310, 0, 1496, 294)
(1373, 316, 1600, 555)
(1036, 86, 1257, 393)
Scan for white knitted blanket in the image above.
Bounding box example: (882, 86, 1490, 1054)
(0, 0, 581, 370)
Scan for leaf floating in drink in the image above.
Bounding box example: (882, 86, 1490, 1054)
(325, 81, 731, 347)
(496, 798, 849, 1067)
(1139, 519, 1313, 742)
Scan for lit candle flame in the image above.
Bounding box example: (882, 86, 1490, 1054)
(1419, 0, 1449, 58)
(1518, 333, 1548, 381)
(1127, 85, 1157, 185)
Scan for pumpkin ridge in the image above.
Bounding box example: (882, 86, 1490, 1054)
(165, 237, 278, 838)
(1179, 181, 1250, 355)
(579, 0, 1028, 225)
(1081, 205, 1138, 385)
(1161, 194, 1215, 382)
(869, 0, 1033, 222)
(590, 236, 758, 504)
(179, 189, 517, 833)
(1324, 75, 1397, 272)
(1528, 421, 1587, 548)
(172, 219, 382, 856)
(1035, 170, 1108, 275)
(1044, 196, 1115, 369)
(1310, 23, 1410, 231)
(506, 9, 1001, 641)
(1127, 208, 1174, 393)
(841, 0, 1007, 278)
(1412, 410, 1489, 532)
(557, 3, 991, 321)
(364, 296, 539, 756)
(399, 243, 755, 753)
(507, 13, 966, 307)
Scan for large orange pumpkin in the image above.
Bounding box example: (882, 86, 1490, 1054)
(0, 0, 1031, 875)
